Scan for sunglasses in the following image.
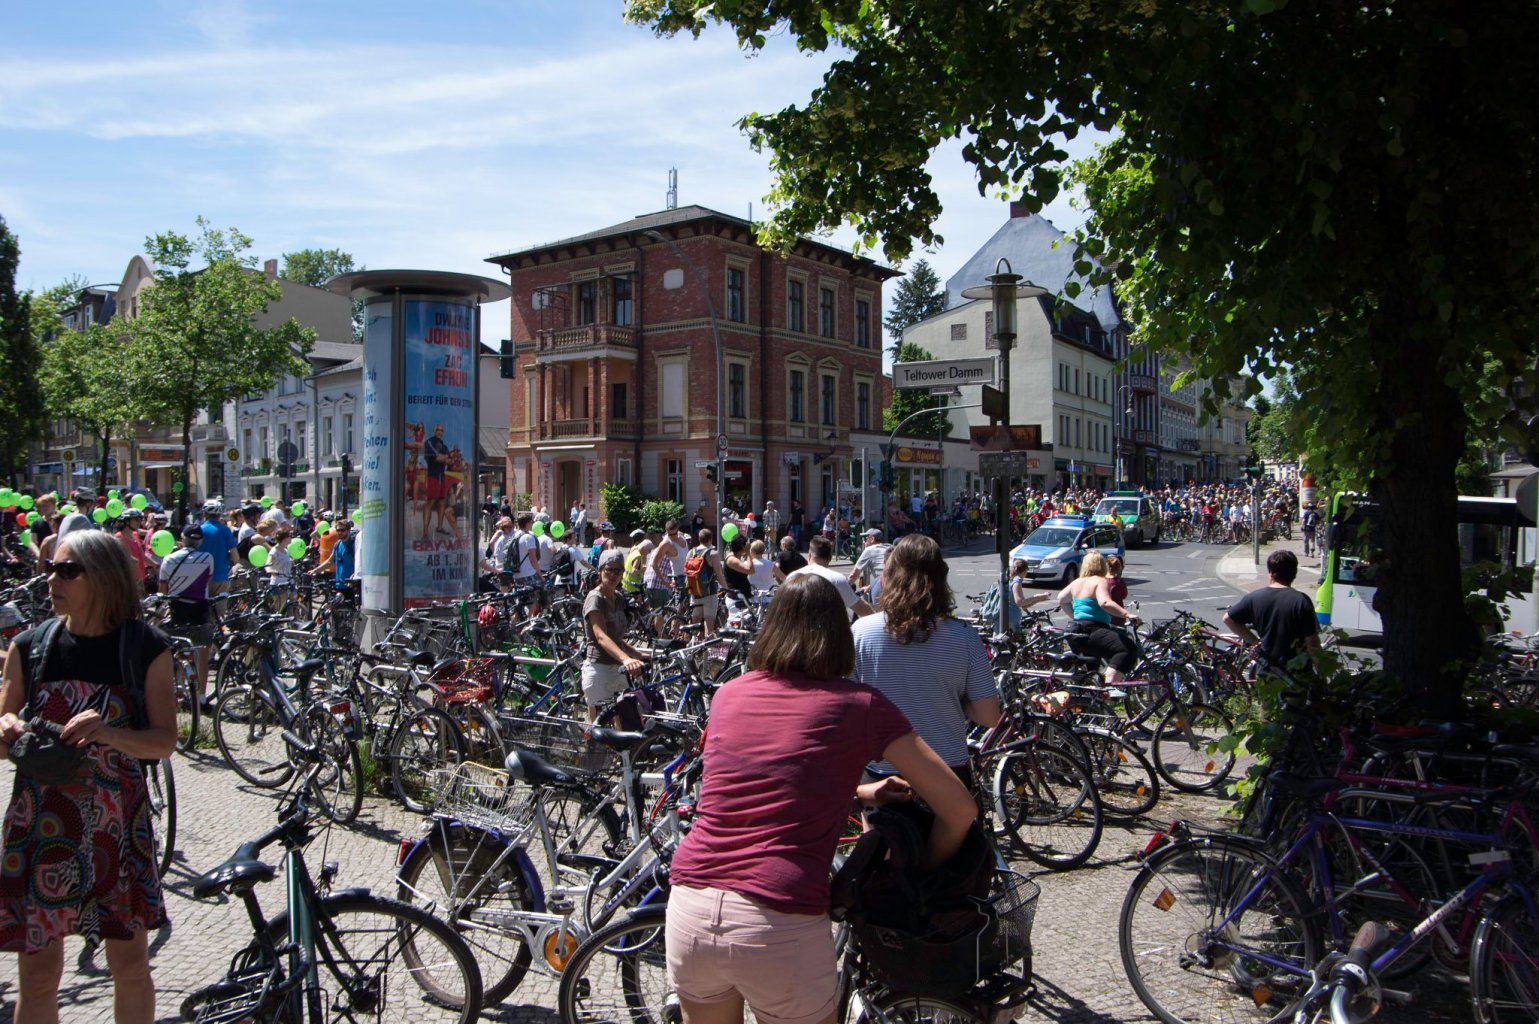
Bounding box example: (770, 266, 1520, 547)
(43, 559, 86, 581)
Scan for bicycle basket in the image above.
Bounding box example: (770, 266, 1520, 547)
(427, 761, 533, 831)
(989, 870, 1040, 973)
(497, 714, 619, 776)
(853, 900, 996, 997)
(426, 658, 497, 704)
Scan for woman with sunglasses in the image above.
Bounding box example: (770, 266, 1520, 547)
(0, 529, 177, 1024)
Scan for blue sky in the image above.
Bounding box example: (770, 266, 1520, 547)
(0, 0, 1098, 334)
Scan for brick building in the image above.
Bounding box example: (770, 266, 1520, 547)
(487, 206, 898, 523)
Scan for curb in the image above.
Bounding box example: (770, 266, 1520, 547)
(1215, 538, 1323, 592)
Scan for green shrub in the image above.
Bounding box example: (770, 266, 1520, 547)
(601, 482, 645, 534)
(638, 499, 686, 534)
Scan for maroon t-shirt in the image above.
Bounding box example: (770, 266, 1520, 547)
(669, 669, 914, 914)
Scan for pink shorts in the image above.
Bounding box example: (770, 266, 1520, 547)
(665, 884, 837, 1024)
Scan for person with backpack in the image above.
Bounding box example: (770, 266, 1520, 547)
(666, 574, 977, 1024)
(683, 528, 728, 638)
(504, 512, 539, 583)
(0, 528, 177, 1023)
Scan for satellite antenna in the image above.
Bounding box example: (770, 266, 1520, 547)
(666, 168, 678, 210)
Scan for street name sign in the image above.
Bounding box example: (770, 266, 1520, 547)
(978, 452, 1036, 479)
(893, 357, 997, 390)
(694, 460, 717, 469)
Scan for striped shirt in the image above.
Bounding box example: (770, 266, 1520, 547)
(852, 613, 998, 770)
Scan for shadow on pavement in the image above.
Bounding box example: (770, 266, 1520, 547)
(1027, 975, 1129, 1024)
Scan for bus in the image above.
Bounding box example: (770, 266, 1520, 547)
(1316, 491, 1538, 639)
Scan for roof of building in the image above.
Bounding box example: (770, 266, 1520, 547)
(486, 204, 899, 279)
(944, 212, 1121, 332)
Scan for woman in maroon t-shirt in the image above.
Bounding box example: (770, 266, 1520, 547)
(666, 574, 975, 1024)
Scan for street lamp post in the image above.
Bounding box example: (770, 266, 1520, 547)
(962, 260, 1048, 636)
(643, 230, 725, 531)
(1113, 384, 1133, 489)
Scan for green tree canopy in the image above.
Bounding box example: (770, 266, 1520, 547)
(882, 258, 946, 347)
(628, 0, 1539, 712)
(132, 218, 314, 520)
(281, 248, 362, 338)
(883, 343, 952, 439)
(0, 215, 44, 482)
(40, 320, 140, 489)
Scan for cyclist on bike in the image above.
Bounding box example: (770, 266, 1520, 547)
(848, 527, 891, 603)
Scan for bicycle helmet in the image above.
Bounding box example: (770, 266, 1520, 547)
(599, 521, 614, 532)
(202, 498, 224, 514)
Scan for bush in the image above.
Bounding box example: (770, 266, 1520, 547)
(638, 499, 686, 534)
(601, 483, 645, 535)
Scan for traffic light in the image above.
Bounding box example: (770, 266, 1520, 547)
(705, 463, 719, 483)
(878, 462, 894, 492)
(499, 338, 516, 379)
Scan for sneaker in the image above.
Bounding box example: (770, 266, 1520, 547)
(199, 697, 217, 714)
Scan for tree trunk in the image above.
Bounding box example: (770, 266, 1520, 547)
(96, 428, 111, 494)
(1371, 348, 1476, 720)
(177, 415, 193, 526)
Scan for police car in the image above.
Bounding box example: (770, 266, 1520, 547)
(1009, 514, 1125, 586)
(1091, 491, 1162, 548)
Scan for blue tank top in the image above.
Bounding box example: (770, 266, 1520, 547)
(1072, 596, 1111, 624)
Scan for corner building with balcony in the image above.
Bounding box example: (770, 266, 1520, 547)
(487, 207, 898, 521)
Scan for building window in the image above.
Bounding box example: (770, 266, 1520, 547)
(728, 363, 746, 419)
(616, 458, 633, 488)
(819, 286, 835, 338)
(612, 382, 628, 420)
(950, 322, 967, 341)
(577, 280, 596, 325)
(727, 267, 745, 323)
(342, 414, 354, 453)
(787, 280, 804, 333)
(243, 429, 253, 462)
(789, 369, 805, 423)
(321, 416, 333, 456)
(612, 276, 633, 326)
(296, 421, 306, 461)
(665, 459, 683, 503)
(660, 359, 685, 419)
(821, 374, 836, 426)
(857, 381, 871, 430)
(856, 300, 871, 348)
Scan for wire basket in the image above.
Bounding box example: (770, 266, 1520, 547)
(427, 762, 533, 832)
(426, 658, 498, 704)
(498, 714, 619, 776)
(989, 870, 1040, 970)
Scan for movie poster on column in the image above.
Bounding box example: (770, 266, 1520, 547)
(402, 299, 475, 607)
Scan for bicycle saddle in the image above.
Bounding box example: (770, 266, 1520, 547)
(505, 749, 579, 787)
(587, 727, 648, 751)
(193, 845, 277, 899)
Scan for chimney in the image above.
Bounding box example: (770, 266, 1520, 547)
(1009, 201, 1033, 219)
(263, 258, 278, 278)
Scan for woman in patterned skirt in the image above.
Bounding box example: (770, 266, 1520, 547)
(0, 528, 177, 1024)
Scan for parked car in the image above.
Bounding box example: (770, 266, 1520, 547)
(1091, 491, 1161, 547)
(1009, 515, 1125, 586)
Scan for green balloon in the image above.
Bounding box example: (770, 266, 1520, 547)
(172, 481, 184, 493)
(0, 492, 12, 508)
(150, 529, 176, 558)
(721, 522, 739, 542)
(248, 544, 269, 568)
(316, 520, 332, 535)
(108, 490, 119, 501)
(351, 509, 363, 524)
(550, 521, 566, 539)
(261, 495, 273, 508)
(290, 501, 306, 518)
(25, 511, 39, 526)
(532, 521, 545, 536)
(131, 493, 148, 510)
(60, 504, 74, 515)
(92, 508, 108, 523)
(105, 499, 124, 518)
(287, 538, 308, 559)
(19, 495, 33, 510)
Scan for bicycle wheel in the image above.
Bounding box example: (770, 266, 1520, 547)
(174, 656, 199, 753)
(143, 757, 176, 879)
(1151, 702, 1236, 793)
(557, 905, 672, 1024)
(1120, 835, 1319, 1024)
(1471, 895, 1539, 1023)
(447, 700, 505, 767)
(992, 743, 1103, 871)
(304, 704, 363, 826)
(266, 892, 482, 1023)
(1078, 727, 1161, 818)
(388, 707, 467, 814)
(214, 684, 294, 789)
(214, 640, 265, 699)
(855, 991, 987, 1024)
(397, 828, 535, 1006)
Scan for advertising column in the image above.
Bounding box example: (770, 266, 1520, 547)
(360, 300, 394, 613)
(401, 299, 476, 608)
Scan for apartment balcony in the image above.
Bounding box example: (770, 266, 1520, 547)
(1132, 429, 1157, 446)
(533, 324, 636, 358)
(1130, 373, 1158, 394)
(191, 423, 228, 443)
(535, 418, 641, 442)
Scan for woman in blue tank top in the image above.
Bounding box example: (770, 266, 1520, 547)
(1056, 550, 1139, 683)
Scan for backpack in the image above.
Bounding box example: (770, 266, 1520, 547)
(504, 531, 530, 575)
(587, 541, 603, 567)
(830, 803, 1004, 995)
(24, 617, 156, 765)
(978, 583, 1002, 624)
(683, 546, 711, 598)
